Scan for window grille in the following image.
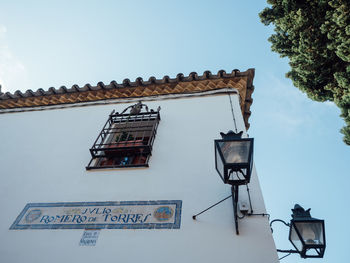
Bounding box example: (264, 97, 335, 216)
(86, 102, 160, 170)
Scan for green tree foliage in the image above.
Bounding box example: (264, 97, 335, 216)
(260, 0, 350, 145)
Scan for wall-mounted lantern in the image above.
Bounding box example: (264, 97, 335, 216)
(289, 204, 326, 258)
(271, 204, 326, 259)
(193, 130, 255, 235)
(214, 130, 254, 185)
(214, 130, 254, 235)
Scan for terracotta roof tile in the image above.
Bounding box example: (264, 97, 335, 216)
(0, 69, 255, 129)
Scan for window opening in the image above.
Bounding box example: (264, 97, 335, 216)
(86, 102, 161, 170)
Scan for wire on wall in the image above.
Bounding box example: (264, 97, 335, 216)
(227, 92, 238, 133)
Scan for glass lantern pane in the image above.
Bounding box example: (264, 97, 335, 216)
(215, 145, 225, 180)
(290, 224, 303, 252)
(219, 141, 251, 164)
(305, 248, 322, 257)
(295, 221, 324, 245)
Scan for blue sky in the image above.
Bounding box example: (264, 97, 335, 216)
(1, 1, 349, 262)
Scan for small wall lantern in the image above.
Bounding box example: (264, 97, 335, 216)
(213, 130, 254, 234)
(214, 131, 254, 185)
(271, 204, 326, 259)
(289, 204, 326, 258)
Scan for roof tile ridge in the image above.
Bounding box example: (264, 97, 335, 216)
(161, 75, 171, 83)
(37, 88, 47, 95)
(58, 86, 68, 94)
(197, 70, 212, 80)
(24, 89, 36, 96)
(14, 90, 25, 98)
(122, 78, 131, 87)
(182, 72, 198, 81)
(135, 77, 144, 86)
(0, 68, 254, 100)
(109, 80, 123, 89)
(48, 87, 58, 94)
(97, 82, 106, 90)
(71, 84, 80, 92)
(3, 91, 16, 99)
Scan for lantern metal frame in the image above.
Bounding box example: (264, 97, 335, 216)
(192, 131, 255, 235)
(270, 204, 326, 259)
(288, 205, 326, 258)
(214, 131, 254, 235)
(214, 131, 254, 186)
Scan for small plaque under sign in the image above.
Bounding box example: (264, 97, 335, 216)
(79, 230, 100, 246)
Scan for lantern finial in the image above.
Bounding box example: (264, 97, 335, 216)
(292, 204, 312, 219)
(220, 130, 243, 139)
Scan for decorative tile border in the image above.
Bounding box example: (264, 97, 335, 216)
(10, 200, 182, 230)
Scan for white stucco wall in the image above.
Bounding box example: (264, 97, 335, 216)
(0, 93, 278, 263)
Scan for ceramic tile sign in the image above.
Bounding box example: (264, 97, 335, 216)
(79, 230, 100, 246)
(10, 200, 182, 230)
